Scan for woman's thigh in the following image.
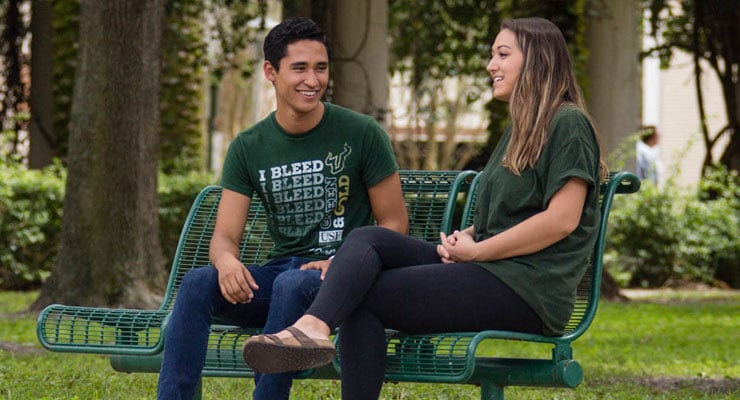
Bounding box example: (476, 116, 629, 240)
(359, 262, 542, 334)
(336, 226, 440, 269)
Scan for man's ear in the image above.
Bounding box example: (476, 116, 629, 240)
(264, 60, 276, 82)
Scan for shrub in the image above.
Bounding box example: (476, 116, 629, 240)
(698, 166, 740, 287)
(0, 161, 65, 289)
(0, 161, 216, 290)
(606, 166, 740, 288)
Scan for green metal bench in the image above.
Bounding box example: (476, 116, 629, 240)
(36, 170, 639, 399)
(35, 170, 476, 392)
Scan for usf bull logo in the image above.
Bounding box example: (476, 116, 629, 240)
(325, 143, 352, 175)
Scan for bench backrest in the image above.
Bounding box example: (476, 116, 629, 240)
(160, 170, 477, 311)
(459, 171, 640, 340)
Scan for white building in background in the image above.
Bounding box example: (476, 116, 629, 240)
(642, 32, 729, 189)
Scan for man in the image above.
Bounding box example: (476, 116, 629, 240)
(157, 18, 408, 400)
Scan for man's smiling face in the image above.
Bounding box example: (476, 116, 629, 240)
(265, 39, 329, 118)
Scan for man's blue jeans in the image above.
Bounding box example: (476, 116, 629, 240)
(157, 257, 321, 400)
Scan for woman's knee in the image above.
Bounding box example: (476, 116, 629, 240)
(346, 226, 390, 244)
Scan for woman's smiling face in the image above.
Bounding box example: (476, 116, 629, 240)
(486, 29, 524, 102)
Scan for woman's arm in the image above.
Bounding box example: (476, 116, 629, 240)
(440, 177, 588, 262)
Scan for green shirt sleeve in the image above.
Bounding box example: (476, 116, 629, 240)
(359, 118, 398, 188)
(220, 133, 256, 198)
(542, 107, 600, 206)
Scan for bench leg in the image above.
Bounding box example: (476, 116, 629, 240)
(480, 380, 505, 400)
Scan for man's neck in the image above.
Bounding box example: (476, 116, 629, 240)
(275, 103, 325, 135)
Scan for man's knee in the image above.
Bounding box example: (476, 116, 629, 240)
(180, 266, 218, 295)
(272, 269, 321, 299)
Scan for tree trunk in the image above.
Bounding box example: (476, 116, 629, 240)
(585, 0, 642, 166)
(601, 270, 627, 301)
(32, 0, 166, 310)
(721, 129, 740, 172)
(719, 78, 740, 172)
(328, 0, 389, 122)
(29, 0, 56, 168)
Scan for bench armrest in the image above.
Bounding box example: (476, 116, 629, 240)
(36, 304, 169, 355)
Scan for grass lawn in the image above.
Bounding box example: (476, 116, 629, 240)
(1, 289, 738, 399)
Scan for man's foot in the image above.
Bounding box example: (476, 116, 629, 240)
(242, 326, 336, 373)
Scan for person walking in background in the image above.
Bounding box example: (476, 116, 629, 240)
(636, 125, 661, 185)
(241, 17, 608, 400)
(156, 18, 408, 400)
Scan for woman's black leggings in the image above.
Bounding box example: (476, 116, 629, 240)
(305, 226, 542, 400)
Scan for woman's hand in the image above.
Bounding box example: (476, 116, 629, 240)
(438, 230, 478, 263)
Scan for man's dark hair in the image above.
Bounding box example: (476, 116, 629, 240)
(263, 18, 330, 71)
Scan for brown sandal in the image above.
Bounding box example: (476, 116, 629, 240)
(242, 326, 336, 373)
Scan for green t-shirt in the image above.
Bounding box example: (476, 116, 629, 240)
(221, 102, 398, 262)
(473, 106, 601, 336)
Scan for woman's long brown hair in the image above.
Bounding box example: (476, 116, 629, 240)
(501, 17, 608, 180)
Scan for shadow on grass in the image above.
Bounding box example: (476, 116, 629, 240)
(0, 341, 43, 355)
(639, 376, 740, 395)
(621, 287, 740, 305)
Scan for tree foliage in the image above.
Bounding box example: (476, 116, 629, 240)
(0, 0, 265, 173)
(52, 0, 80, 159)
(387, 0, 593, 170)
(207, 0, 265, 80)
(642, 0, 740, 173)
(159, 0, 266, 174)
(159, 0, 209, 174)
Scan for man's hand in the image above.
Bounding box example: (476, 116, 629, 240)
(214, 256, 259, 304)
(299, 259, 332, 280)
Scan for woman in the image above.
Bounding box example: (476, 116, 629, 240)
(242, 17, 608, 399)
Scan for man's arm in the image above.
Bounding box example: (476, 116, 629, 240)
(209, 188, 259, 304)
(368, 172, 409, 234)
